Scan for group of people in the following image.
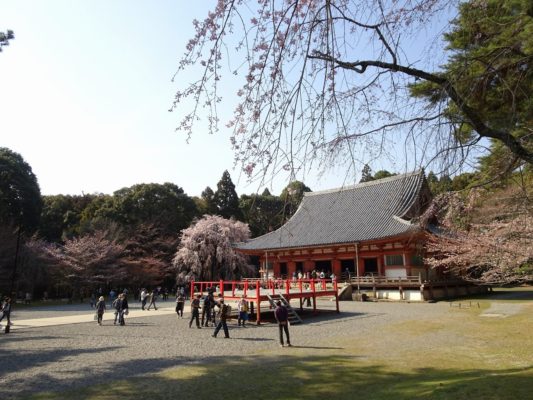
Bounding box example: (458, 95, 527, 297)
(187, 292, 233, 339)
(184, 291, 290, 346)
(2, 285, 293, 346)
(140, 289, 159, 311)
(93, 292, 129, 326)
(293, 269, 335, 280)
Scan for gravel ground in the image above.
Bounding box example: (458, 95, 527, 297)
(0, 300, 454, 399)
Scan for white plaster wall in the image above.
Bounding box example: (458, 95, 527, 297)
(384, 268, 407, 278)
(370, 290, 423, 301)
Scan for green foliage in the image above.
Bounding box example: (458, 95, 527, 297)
(199, 186, 217, 215)
(39, 194, 99, 242)
(373, 170, 396, 180)
(0, 147, 42, 233)
(111, 183, 198, 234)
(359, 164, 374, 183)
(239, 192, 285, 237)
(411, 0, 533, 172)
(214, 170, 242, 220)
(427, 172, 453, 195)
(280, 180, 312, 220)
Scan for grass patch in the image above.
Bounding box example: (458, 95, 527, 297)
(28, 357, 533, 400)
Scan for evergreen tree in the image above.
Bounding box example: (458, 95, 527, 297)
(411, 0, 533, 173)
(359, 164, 374, 183)
(280, 181, 311, 220)
(240, 191, 284, 237)
(214, 170, 242, 220)
(373, 170, 396, 180)
(0, 147, 42, 233)
(200, 186, 218, 215)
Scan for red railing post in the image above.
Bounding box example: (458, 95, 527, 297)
(219, 279, 224, 298)
(311, 279, 317, 314)
(190, 280, 195, 300)
(244, 281, 248, 297)
(285, 279, 290, 297)
(256, 280, 261, 325)
(334, 279, 339, 313)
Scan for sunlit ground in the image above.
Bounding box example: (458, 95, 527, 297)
(19, 287, 533, 400)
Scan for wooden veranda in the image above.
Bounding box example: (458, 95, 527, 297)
(190, 278, 340, 324)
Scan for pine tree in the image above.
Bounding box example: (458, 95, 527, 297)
(214, 170, 242, 220)
(359, 164, 374, 183)
(200, 186, 218, 215)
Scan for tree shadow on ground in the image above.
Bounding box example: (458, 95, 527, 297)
(19, 354, 533, 400)
(449, 288, 533, 302)
(0, 344, 123, 379)
(256, 309, 372, 325)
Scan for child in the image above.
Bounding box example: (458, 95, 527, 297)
(95, 296, 106, 325)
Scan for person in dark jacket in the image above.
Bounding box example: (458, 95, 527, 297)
(189, 294, 202, 329)
(175, 292, 185, 318)
(274, 300, 291, 347)
(0, 297, 12, 329)
(212, 297, 230, 338)
(201, 292, 215, 327)
(114, 293, 129, 326)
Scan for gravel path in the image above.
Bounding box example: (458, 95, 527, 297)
(0, 300, 452, 399)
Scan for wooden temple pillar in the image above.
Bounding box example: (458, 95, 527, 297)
(287, 261, 297, 277)
(272, 261, 280, 277)
(332, 258, 342, 276)
(304, 259, 315, 273)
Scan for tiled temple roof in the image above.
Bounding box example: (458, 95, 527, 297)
(236, 170, 430, 251)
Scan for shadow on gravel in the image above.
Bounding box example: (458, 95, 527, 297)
(258, 309, 372, 325)
(484, 289, 533, 301)
(0, 345, 124, 378)
(232, 337, 275, 342)
(287, 345, 344, 350)
(16, 355, 533, 400)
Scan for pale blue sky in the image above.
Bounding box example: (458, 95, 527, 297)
(0, 1, 453, 197)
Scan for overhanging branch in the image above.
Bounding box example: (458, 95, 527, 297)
(309, 52, 533, 165)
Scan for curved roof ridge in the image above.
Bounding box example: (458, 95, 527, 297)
(304, 169, 424, 197)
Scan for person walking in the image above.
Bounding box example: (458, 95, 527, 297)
(212, 297, 230, 338)
(175, 292, 185, 318)
(237, 295, 249, 327)
(201, 292, 214, 327)
(140, 289, 148, 310)
(147, 290, 158, 311)
(274, 300, 291, 347)
(89, 292, 96, 308)
(117, 293, 129, 326)
(109, 289, 116, 307)
(0, 297, 12, 331)
(112, 294, 122, 325)
(95, 296, 106, 325)
(189, 294, 201, 329)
